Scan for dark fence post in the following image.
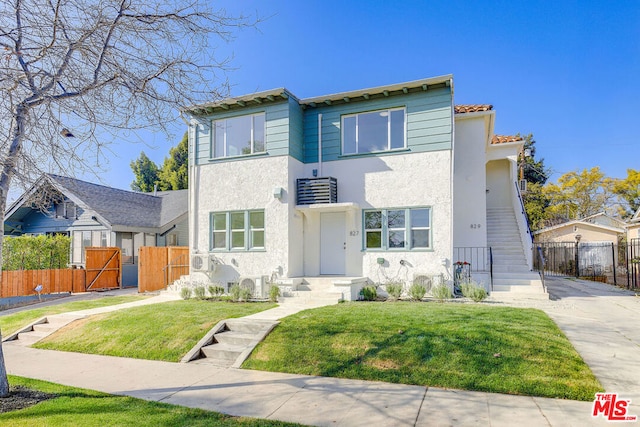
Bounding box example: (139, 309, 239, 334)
(612, 242, 617, 287)
(575, 242, 580, 278)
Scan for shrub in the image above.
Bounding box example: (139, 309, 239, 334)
(180, 287, 192, 300)
(460, 281, 488, 302)
(193, 286, 206, 300)
(360, 285, 377, 301)
(408, 283, 427, 301)
(229, 284, 241, 302)
(385, 282, 404, 300)
(269, 285, 281, 302)
(431, 284, 451, 302)
(208, 285, 225, 298)
(240, 287, 253, 301)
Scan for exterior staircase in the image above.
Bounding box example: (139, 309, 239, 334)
(183, 318, 278, 368)
(3, 314, 83, 346)
(487, 207, 547, 300)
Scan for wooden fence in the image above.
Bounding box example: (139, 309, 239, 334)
(1, 247, 122, 298)
(1, 268, 86, 298)
(138, 246, 189, 293)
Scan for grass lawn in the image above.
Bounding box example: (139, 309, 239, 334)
(35, 300, 277, 362)
(0, 376, 303, 426)
(0, 295, 148, 337)
(243, 302, 603, 401)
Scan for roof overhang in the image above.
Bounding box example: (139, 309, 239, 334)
(300, 75, 453, 109)
(533, 220, 625, 236)
(183, 88, 295, 116)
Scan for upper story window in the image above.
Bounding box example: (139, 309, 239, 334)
(342, 108, 405, 155)
(213, 113, 265, 158)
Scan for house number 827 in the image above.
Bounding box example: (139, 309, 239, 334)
(349, 230, 359, 236)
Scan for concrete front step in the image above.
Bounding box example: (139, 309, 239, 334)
(200, 343, 245, 362)
(491, 265, 533, 273)
(183, 318, 279, 368)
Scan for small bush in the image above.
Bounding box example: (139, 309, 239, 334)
(229, 284, 241, 302)
(460, 281, 488, 302)
(180, 287, 192, 300)
(431, 284, 451, 302)
(240, 287, 253, 301)
(208, 285, 225, 298)
(385, 282, 404, 300)
(360, 285, 377, 301)
(269, 285, 281, 302)
(408, 283, 427, 301)
(193, 286, 206, 300)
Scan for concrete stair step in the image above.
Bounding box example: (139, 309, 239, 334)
(200, 343, 245, 361)
(224, 319, 273, 335)
(493, 278, 543, 287)
(492, 265, 532, 273)
(213, 331, 257, 346)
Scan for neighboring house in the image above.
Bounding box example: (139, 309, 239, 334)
(626, 208, 640, 242)
(533, 214, 625, 244)
(4, 174, 188, 286)
(183, 74, 543, 298)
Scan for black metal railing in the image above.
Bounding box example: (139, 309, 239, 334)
(514, 181, 533, 242)
(533, 241, 640, 289)
(296, 177, 337, 205)
(453, 247, 491, 272)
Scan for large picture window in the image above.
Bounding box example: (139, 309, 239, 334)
(213, 113, 265, 158)
(210, 210, 265, 251)
(342, 108, 405, 155)
(363, 207, 431, 250)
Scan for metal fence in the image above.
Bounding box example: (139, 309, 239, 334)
(534, 241, 640, 289)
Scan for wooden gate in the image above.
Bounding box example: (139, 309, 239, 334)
(85, 247, 122, 290)
(138, 246, 189, 293)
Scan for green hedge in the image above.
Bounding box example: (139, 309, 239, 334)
(3, 235, 71, 270)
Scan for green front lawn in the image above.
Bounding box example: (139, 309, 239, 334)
(0, 295, 148, 337)
(243, 302, 602, 401)
(35, 300, 276, 362)
(0, 376, 303, 426)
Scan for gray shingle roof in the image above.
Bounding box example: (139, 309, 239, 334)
(46, 174, 186, 229)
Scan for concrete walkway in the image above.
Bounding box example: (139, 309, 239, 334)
(3, 279, 638, 426)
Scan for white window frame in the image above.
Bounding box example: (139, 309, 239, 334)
(341, 107, 406, 155)
(210, 210, 265, 251)
(363, 207, 431, 251)
(212, 113, 266, 158)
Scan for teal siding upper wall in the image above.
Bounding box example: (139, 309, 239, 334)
(288, 98, 304, 162)
(303, 87, 452, 163)
(194, 100, 295, 166)
(192, 85, 452, 166)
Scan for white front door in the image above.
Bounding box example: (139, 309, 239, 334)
(320, 212, 346, 275)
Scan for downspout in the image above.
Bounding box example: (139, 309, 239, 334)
(318, 113, 323, 176)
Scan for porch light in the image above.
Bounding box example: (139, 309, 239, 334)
(273, 187, 283, 200)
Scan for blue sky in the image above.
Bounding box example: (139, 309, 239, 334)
(99, 0, 640, 191)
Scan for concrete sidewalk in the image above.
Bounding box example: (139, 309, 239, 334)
(4, 279, 638, 426)
(4, 344, 597, 426)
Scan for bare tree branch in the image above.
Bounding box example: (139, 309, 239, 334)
(0, 0, 259, 397)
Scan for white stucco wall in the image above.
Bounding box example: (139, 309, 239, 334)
(452, 117, 488, 248)
(190, 155, 295, 285)
(191, 149, 453, 284)
(305, 150, 453, 282)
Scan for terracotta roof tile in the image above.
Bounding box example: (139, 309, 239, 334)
(454, 104, 493, 114)
(491, 135, 523, 144)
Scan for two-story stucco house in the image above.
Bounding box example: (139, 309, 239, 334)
(183, 75, 545, 300)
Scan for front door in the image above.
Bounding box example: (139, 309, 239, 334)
(320, 212, 346, 275)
